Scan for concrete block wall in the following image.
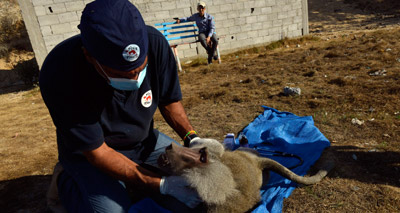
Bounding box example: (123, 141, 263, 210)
(18, 0, 308, 68)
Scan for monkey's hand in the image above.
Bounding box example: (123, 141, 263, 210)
(160, 176, 202, 208)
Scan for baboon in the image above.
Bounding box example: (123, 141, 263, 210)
(158, 139, 334, 213)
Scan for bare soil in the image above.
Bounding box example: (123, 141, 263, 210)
(1, 0, 400, 212)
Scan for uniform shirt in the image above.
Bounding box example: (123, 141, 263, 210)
(180, 12, 216, 37)
(39, 26, 181, 162)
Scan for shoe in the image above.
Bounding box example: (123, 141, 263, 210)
(213, 55, 218, 60)
(207, 55, 213, 64)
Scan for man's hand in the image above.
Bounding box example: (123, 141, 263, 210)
(206, 37, 211, 47)
(160, 176, 202, 208)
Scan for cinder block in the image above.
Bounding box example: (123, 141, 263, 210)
(260, 7, 272, 14)
(183, 49, 198, 58)
(220, 4, 232, 12)
(282, 5, 292, 12)
(142, 12, 158, 22)
(272, 19, 282, 27)
(255, 0, 266, 7)
(293, 16, 302, 23)
(41, 26, 52, 36)
(43, 34, 64, 47)
(51, 22, 72, 34)
(271, 5, 281, 13)
(32, 0, 54, 7)
(47, 45, 55, 53)
(262, 20, 273, 28)
(288, 23, 298, 31)
(258, 29, 269, 37)
(147, 3, 162, 11)
(267, 12, 278, 20)
(292, 1, 302, 10)
(169, 8, 186, 19)
(265, 0, 276, 7)
(239, 10, 250, 18)
(58, 12, 79, 23)
(236, 32, 247, 40)
(243, 1, 255, 9)
(248, 30, 258, 38)
(46, 3, 67, 14)
(214, 13, 227, 21)
(63, 31, 79, 39)
(34, 6, 46, 16)
(155, 11, 170, 20)
(232, 2, 244, 10)
(207, 5, 220, 14)
(228, 26, 241, 34)
(84, 0, 95, 5)
(287, 9, 297, 18)
(38, 15, 60, 26)
(70, 20, 80, 30)
(240, 24, 252, 32)
(277, 13, 288, 20)
(251, 22, 263, 30)
(161, 2, 176, 10)
(257, 14, 269, 22)
(53, 0, 73, 3)
(269, 26, 280, 35)
(282, 17, 292, 25)
(176, 0, 189, 9)
(246, 15, 258, 24)
(65, 2, 85, 12)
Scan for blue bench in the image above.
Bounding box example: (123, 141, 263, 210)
(154, 20, 221, 72)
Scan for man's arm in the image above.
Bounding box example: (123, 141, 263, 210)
(207, 15, 216, 38)
(83, 142, 161, 193)
(158, 101, 195, 141)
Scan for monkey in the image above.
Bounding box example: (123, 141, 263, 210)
(157, 138, 334, 213)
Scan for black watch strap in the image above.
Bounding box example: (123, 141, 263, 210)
(184, 134, 198, 147)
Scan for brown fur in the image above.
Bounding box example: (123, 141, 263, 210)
(158, 139, 334, 212)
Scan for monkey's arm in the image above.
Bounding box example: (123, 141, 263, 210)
(159, 101, 195, 140)
(83, 142, 162, 193)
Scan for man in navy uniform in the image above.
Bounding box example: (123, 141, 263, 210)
(40, 0, 202, 212)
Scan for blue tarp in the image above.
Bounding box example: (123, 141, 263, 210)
(129, 106, 330, 213)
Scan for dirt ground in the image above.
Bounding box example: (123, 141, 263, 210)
(1, 0, 400, 212)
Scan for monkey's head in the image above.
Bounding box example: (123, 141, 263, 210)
(158, 143, 209, 175)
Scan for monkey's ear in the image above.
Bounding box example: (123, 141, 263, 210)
(199, 147, 208, 163)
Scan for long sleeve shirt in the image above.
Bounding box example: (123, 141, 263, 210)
(179, 12, 216, 37)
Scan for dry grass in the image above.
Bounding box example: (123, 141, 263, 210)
(1, 0, 400, 212)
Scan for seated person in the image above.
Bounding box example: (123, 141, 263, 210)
(176, 1, 218, 64)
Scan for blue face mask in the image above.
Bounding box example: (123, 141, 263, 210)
(96, 60, 147, 91)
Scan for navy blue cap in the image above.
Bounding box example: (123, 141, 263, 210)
(79, 0, 148, 71)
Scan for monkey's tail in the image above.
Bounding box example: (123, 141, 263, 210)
(259, 157, 334, 185)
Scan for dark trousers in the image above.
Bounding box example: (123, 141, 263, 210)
(198, 33, 218, 62)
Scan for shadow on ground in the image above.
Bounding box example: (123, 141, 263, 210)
(326, 145, 400, 187)
(0, 175, 51, 213)
(0, 58, 39, 95)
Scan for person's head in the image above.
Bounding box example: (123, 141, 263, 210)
(79, 0, 148, 89)
(197, 1, 206, 16)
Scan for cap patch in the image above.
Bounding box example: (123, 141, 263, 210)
(122, 44, 140, 62)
